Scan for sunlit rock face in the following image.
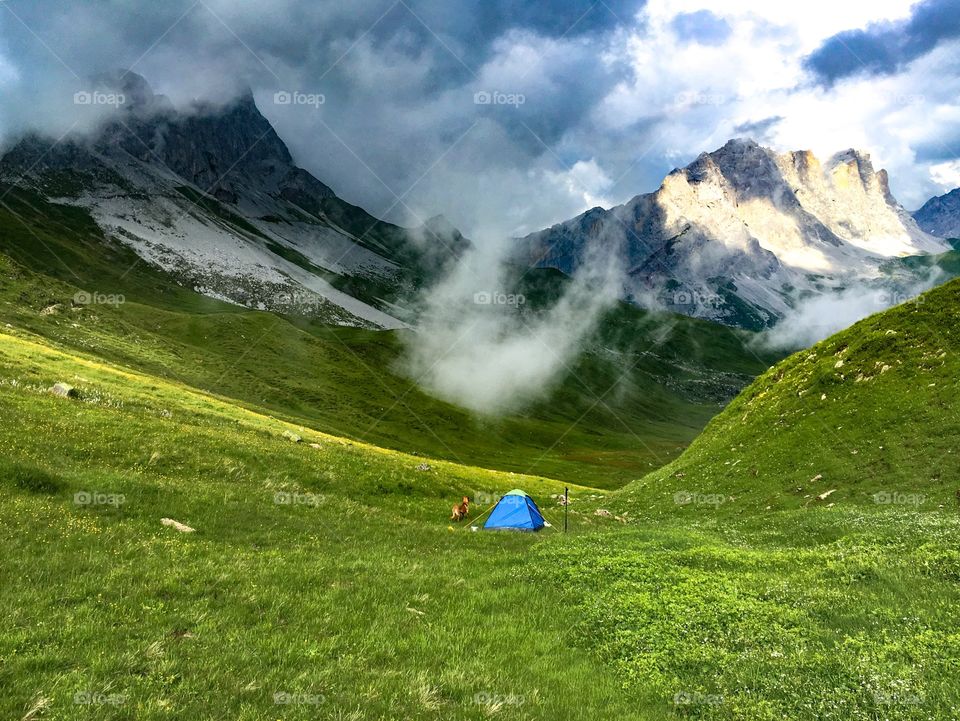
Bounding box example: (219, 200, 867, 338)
(520, 139, 949, 330)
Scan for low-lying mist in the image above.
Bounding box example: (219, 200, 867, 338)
(757, 270, 946, 350)
(401, 232, 624, 416)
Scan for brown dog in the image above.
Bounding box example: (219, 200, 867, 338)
(450, 496, 469, 522)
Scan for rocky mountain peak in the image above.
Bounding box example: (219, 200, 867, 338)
(91, 69, 174, 115)
(85, 79, 326, 204)
(827, 148, 879, 188)
(914, 187, 960, 239)
(521, 138, 948, 330)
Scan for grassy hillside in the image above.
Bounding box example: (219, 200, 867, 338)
(610, 277, 960, 515)
(0, 192, 780, 489)
(0, 327, 652, 721)
(520, 281, 960, 720)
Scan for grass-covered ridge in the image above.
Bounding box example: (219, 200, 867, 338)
(520, 283, 960, 720)
(612, 276, 960, 516)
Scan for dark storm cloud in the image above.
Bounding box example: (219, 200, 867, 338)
(805, 0, 960, 84)
(0, 0, 646, 231)
(474, 0, 641, 38)
(4, 0, 957, 239)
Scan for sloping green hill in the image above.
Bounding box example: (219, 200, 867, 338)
(523, 280, 960, 721)
(612, 276, 960, 515)
(0, 326, 653, 721)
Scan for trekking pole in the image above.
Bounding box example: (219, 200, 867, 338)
(564, 487, 568, 533)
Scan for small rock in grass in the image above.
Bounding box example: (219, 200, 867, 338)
(161, 518, 195, 533)
(282, 430, 302, 443)
(816, 489, 836, 501)
(415, 463, 432, 472)
(50, 382, 78, 399)
(308, 442, 322, 449)
(594, 509, 613, 517)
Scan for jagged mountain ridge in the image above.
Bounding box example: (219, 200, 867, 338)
(914, 187, 960, 240)
(520, 139, 949, 330)
(0, 71, 466, 328)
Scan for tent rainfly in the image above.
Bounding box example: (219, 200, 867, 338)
(483, 489, 546, 532)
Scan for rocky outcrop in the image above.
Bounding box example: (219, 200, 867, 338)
(914, 188, 960, 240)
(520, 139, 949, 329)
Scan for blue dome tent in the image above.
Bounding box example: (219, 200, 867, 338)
(483, 489, 546, 531)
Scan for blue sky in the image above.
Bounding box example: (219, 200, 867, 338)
(1, 0, 959, 235)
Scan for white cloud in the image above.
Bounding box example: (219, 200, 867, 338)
(544, 159, 614, 210)
(580, 4, 960, 211)
(930, 159, 960, 189)
(648, 0, 915, 49)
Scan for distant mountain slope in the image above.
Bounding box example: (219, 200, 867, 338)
(0, 213, 782, 489)
(611, 276, 960, 515)
(520, 139, 949, 330)
(0, 71, 466, 328)
(914, 187, 960, 239)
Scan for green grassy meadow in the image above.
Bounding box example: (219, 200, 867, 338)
(0, 330, 639, 721)
(2, 195, 960, 719)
